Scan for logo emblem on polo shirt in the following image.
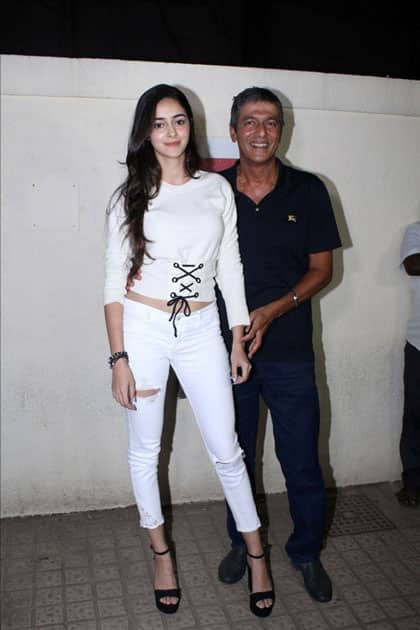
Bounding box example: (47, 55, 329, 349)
(288, 214, 297, 223)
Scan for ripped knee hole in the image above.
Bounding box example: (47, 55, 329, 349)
(136, 388, 160, 398)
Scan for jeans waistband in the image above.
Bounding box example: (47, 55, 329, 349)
(123, 298, 217, 324)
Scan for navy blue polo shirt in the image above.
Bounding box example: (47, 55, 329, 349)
(217, 159, 342, 361)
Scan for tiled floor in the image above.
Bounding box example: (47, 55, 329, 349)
(1, 482, 420, 629)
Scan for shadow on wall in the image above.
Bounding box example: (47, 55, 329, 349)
(177, 84, 209, 161)
(276, 87, 352, 495)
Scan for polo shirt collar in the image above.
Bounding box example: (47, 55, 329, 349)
(223, 158, 286, 195)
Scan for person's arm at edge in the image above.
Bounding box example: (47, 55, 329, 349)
(243, 250, 333, 358)
(403, 254, 420, 276)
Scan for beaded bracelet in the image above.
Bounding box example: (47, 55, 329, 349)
(108, 351, 129, 369)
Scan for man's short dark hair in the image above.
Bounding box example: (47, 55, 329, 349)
(230, 87, 284, 130)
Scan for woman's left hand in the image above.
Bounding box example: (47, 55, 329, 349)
(230, 342, 252, 385)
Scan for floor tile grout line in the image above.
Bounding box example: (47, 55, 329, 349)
(177, 506, 241, 626)
(86, 520, 102, 630)
(1, 484, 420, 630)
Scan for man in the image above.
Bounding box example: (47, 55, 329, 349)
(216, 87, 342, 603)
(396, 221, 420, 508)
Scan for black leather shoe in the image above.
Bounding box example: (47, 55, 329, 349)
(396, 486, 420, 508)
(218, 545, 247, 584)
(293, 559, 332, 602)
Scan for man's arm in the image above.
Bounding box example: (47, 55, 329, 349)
(403, 254, 420, 276)
(243, 251, 333, 357)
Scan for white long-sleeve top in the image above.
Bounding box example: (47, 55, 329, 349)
(104, 170, 250, 329)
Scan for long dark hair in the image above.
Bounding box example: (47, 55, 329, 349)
(112, 84, 201, 281)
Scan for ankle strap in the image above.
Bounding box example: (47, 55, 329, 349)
(247, 551, 265, 560)
(150, 545, 170, 556)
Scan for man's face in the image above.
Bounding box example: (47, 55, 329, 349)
(230, 100, 282, 165)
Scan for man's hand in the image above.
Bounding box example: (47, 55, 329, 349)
(242, 304, 277, 358)
(125, 271, 142, 292)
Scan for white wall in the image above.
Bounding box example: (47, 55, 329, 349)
(1, 55, 419, 516)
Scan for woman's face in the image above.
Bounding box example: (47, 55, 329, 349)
(149, 97, 190, 162)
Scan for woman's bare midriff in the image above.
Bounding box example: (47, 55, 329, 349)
(126, 290, 212, 313)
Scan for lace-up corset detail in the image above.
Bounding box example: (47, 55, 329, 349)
(104, 171, 250, 330)
(167, 262, 204, 336)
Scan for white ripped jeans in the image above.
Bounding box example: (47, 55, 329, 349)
(123, 298, 261, 533)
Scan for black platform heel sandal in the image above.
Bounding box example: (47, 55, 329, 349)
(150, 546, 181, 614)
(247, 551, 275, 618)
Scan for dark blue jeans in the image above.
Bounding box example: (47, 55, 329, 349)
(400, 342, 420, 489)
(227, 360, 326, 564)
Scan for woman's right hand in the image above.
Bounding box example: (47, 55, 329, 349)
(112, 360, 137, 410)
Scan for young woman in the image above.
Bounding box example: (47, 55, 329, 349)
(104, 84, 274, 617)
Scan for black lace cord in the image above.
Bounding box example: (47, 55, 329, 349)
(167, 294, 193, 337)
(167, 262, 203, 337)
(171, 262, 203, 285)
